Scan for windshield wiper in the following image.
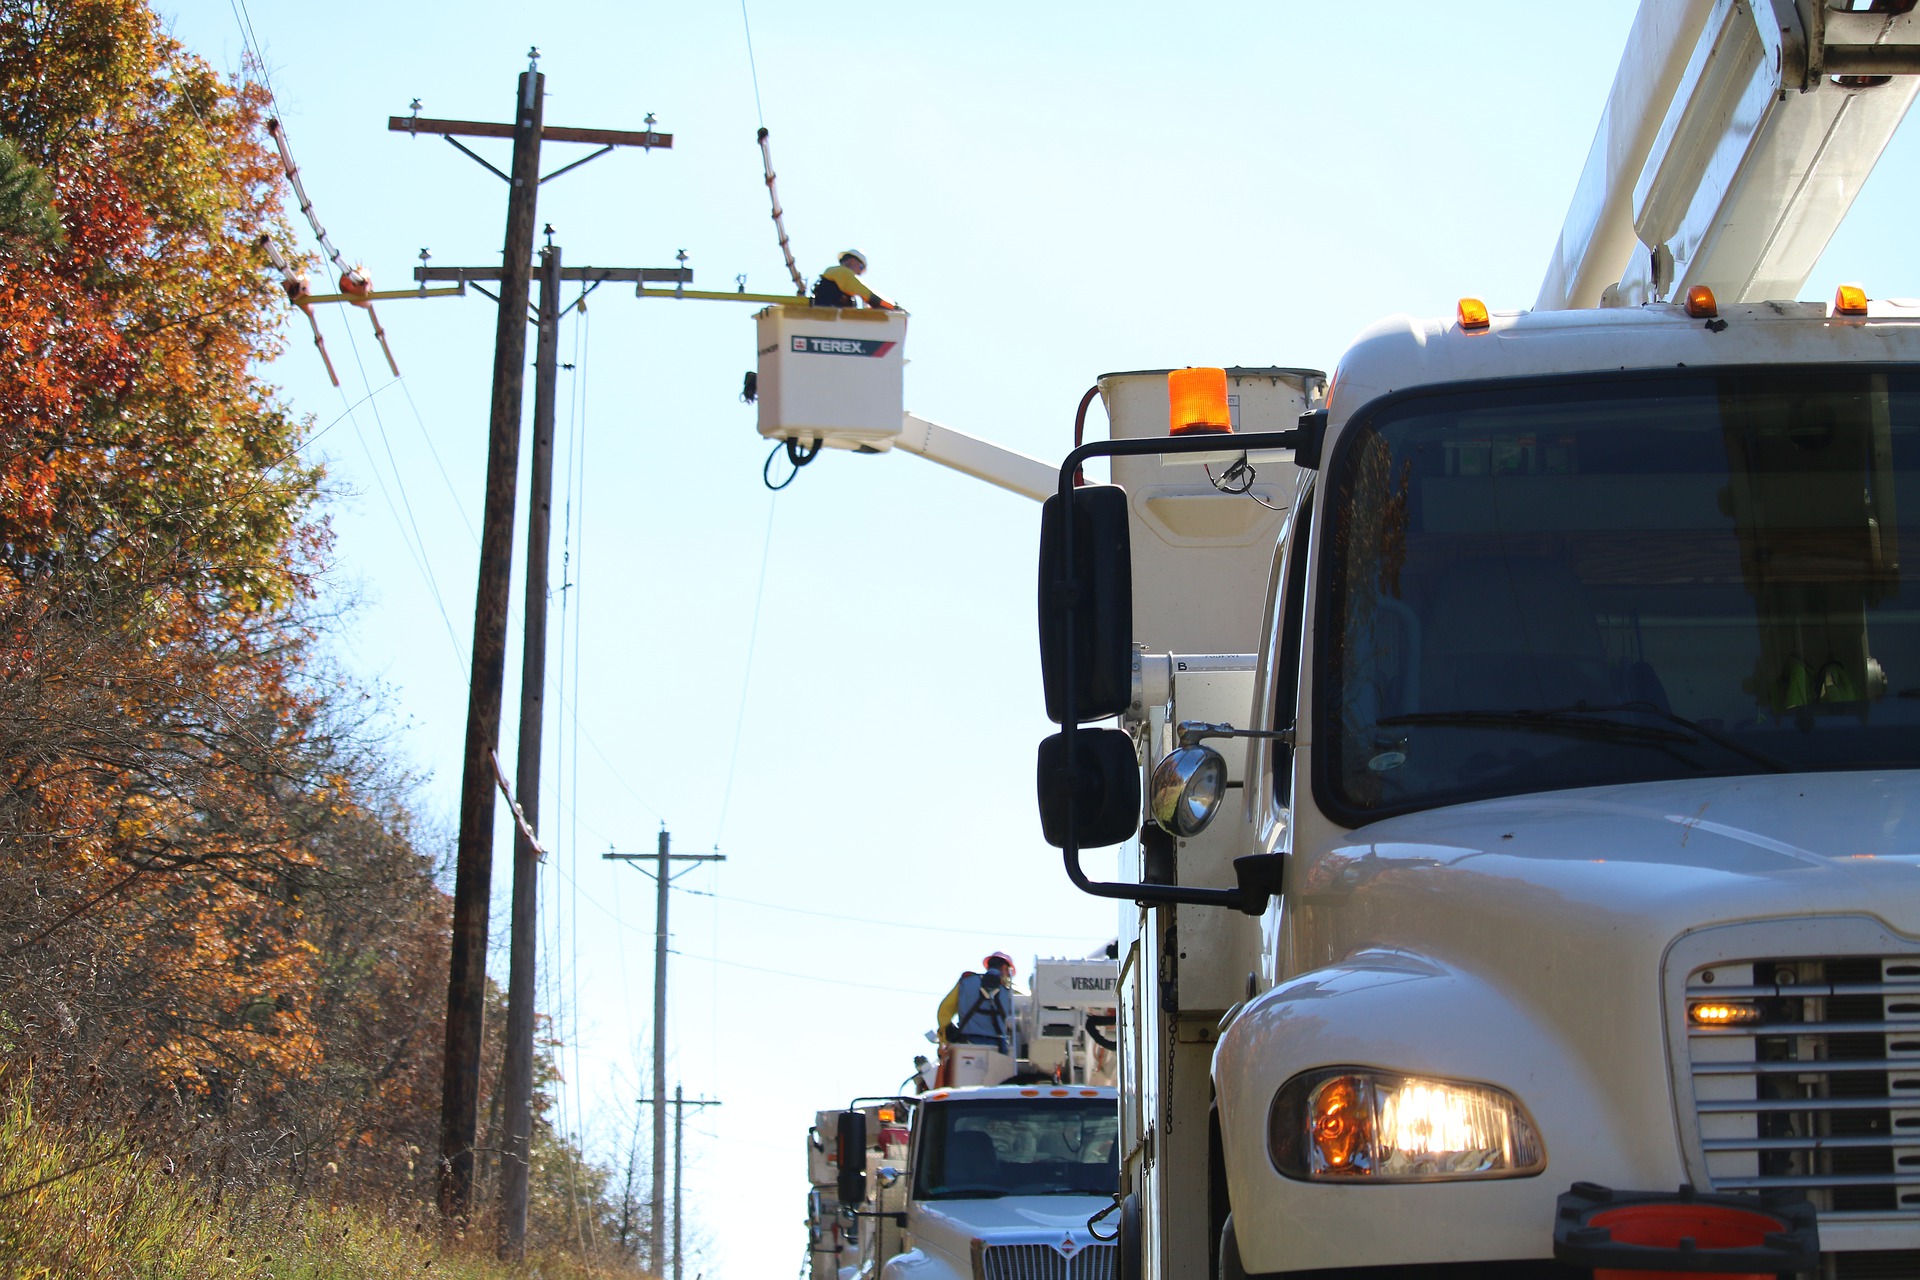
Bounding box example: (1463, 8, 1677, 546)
(1379, 704, 1791, 773)
(926, 1186, 1009, 1199)
(1377, 709, 1695, 745)
(1534, 701, 1792, 773)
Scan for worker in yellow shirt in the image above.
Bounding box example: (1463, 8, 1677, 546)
(811, 248, 899, 311)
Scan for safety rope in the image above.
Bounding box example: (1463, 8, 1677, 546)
(757, 128, 808, 297)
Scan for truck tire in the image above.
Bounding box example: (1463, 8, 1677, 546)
(1117, 1192, 1142, 1280)
(1218, 1214, 1252, 1280)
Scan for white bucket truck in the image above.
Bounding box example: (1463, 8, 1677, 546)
(822, 1083, 1121, 1280)
(1032, 2, 1920, 1276)
(810, 955, 1123, 1280)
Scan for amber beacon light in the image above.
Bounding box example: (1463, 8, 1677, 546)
(1168, 366, 1232, 435)
(1457, 298, 1491, 331)
(1834, 284, 1870, 316)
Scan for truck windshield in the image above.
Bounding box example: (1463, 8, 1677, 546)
(1320, 367, 1920, 821)
(913, 1098, 1117, 1200)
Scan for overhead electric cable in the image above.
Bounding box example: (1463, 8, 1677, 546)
(739, 0, 765, 128)
(674, 884, 1110, 942)
(395, 378, 479, 546)
(668, 948, 932, 997)
(338, 320, 465, 666)
(715, 497, 778, 842)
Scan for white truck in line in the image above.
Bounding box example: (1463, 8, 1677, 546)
(802, 956, 1122, 1280)
(762, 3, 1920, 1275)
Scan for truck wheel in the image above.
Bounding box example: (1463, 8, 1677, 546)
(1218, 1214, 1253, 1280)
(1117, 1193, 1142, 1280)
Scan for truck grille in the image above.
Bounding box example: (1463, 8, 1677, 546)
(1685, 955, 1920, 1221)
(976, 1242, 1117, 1280)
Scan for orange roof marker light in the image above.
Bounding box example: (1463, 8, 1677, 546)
(1168, 366, 1232, 435)
(1835, 284, 1870, 317)
(1685, 285, 1718, 318)
(1457, 297, 1491, 331)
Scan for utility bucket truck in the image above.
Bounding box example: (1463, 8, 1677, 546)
(820, 1086, 1122, 1280)
(1028, 2, 1920, 1278)
(806, 956, 1124, 1280)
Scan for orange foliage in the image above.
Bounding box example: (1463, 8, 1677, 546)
(0, 0, 445, 1205)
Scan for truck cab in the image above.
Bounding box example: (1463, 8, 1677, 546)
(1217, 298, 1920, 1276)
(879, 1084, 1120, 1280)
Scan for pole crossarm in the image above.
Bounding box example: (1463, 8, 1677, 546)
(637, 287, 808, 305)
(390, 116, 673, 149)
(602, 851, 727, 879)
(418, 266, 693, 285)
(303, 284, 466, 305)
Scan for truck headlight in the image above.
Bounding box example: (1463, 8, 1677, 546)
(1269, 1068, 1545, 1182)
(1149, 744, 1226, 835)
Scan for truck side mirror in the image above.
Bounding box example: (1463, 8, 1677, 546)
(836, 1109, 868, 1207)
(1038, 485, 1133, 723)
(1037, 727, 1142, 849)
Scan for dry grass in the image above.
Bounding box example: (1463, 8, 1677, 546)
(0, 1083, 643, 1280)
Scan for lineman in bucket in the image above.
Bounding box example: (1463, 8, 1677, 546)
(938, 951, 1018, 1057)
(810, 248, 900, 311)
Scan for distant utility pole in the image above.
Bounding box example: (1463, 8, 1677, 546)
(606, 831, 724, 1277)
(391, 50, 675, 1227)
(635, 1085, 721, 1280)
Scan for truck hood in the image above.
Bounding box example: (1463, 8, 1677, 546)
(1296, 770, 1918, 937)
(905, 1194, 1112, 1273)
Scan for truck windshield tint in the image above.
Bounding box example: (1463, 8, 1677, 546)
(1320, 367, 1920, 820)
(913, 1099, 1117, 1200)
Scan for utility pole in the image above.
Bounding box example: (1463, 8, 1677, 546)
(634, 1086, 720, 1280)
(606, 832, 724, 1275)
(393, 53, 675, 1224)
(498, 234, 562, 1258)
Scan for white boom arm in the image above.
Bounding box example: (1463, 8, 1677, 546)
(894, 413, 1055, 503)
(1540, 0, 1920, 311)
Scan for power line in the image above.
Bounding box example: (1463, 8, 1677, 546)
(739, 0, 766, 128)
(330, 344, 465, 668)
(675, 884, 1112, 943)
(715, 496, 777, 842)
(341, 321, 462, 654)
(667, 947, 931, 997)
(395, 376, 479, 546)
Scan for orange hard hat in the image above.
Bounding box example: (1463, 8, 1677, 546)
(984, 951, 1016, 975)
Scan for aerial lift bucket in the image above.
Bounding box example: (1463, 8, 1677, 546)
(755, 305, 908, 453)
(935, 1044, 1017, 1088)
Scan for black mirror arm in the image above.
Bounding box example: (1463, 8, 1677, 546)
(1053, 429, 1304, 913)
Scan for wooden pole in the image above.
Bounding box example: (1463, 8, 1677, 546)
(499, 240, 562, 1254)
(438, 64, 544, 1222)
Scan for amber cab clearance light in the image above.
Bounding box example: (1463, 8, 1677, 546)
(1835, 284, 1870, 317)
(1168, 366, 1232, 435)
(1457, 298, 1491, 331)
(1684, 285, 1718, 318)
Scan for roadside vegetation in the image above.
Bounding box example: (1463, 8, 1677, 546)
(0, 1, 644, 1271)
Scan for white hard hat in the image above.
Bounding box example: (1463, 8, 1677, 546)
(840, 248, 868, 270)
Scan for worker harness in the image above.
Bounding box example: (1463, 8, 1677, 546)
(810, 273, 857, 308)
(954, 971, 1012, 1051)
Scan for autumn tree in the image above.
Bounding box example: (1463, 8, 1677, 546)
(0, 0, 469, 1208)
(0, 5, 641, 1262)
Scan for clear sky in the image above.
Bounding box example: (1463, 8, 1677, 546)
(156, 2, 1920, 1274)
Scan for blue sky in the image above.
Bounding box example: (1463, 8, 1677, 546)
(157, 2, 1920, 1274)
